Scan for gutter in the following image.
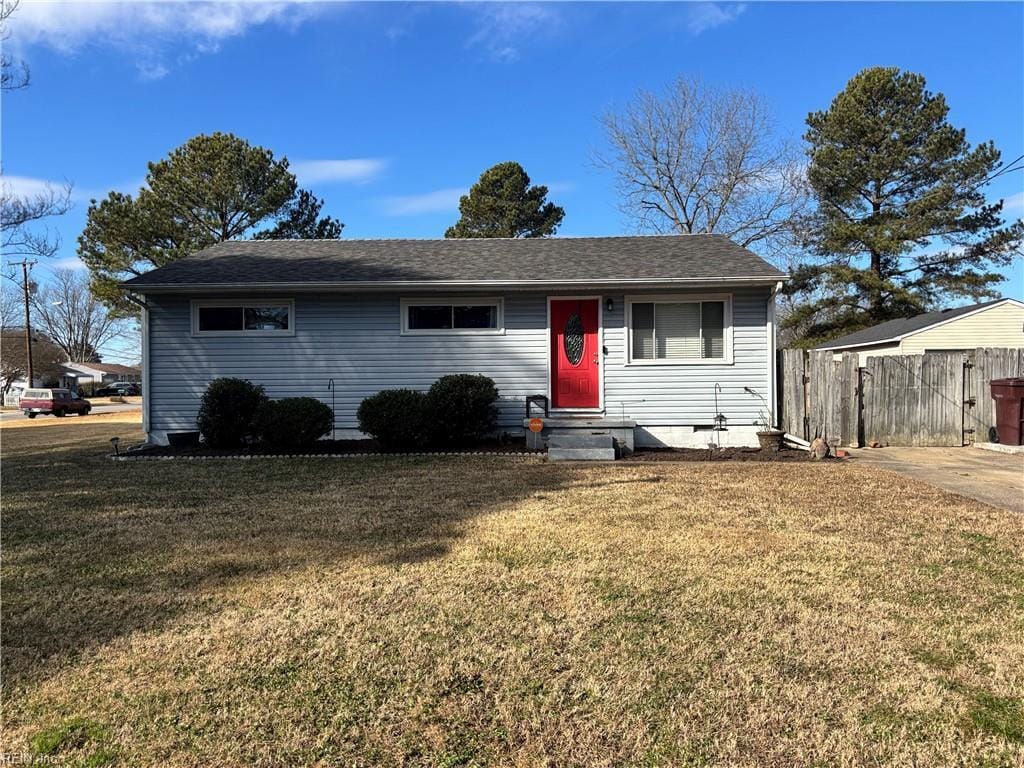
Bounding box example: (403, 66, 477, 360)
(119, 275, 790, 293)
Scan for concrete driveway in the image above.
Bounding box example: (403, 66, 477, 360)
(851, 446, 1024, 513)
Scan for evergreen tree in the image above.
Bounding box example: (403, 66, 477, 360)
(79, 132, 342, 316)
(445, 162, 564, 238)
(785, 67, 1022, 345)
(254, 189, 343, 240)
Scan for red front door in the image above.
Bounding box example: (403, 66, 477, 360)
(550, 298, 600, 409)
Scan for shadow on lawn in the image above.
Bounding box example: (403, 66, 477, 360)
(1, 425, 574, 686)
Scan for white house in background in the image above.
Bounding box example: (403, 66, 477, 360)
(119, 235, 787, 448)
(3, 362, 142, 406)
(816, 298, 1024, 363)
(60, 362, 142, 391)
(3, 379, 29, 407)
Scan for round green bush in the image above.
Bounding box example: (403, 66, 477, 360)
(356, 389, 431, 451)
(255, 397, 333, 450)
(196, 377, 268, 448)
(426, 374, 499, 448)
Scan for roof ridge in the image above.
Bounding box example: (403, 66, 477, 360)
(212, 233, 727, 244)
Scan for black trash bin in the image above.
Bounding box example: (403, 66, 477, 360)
(990, 378, 1024, 445)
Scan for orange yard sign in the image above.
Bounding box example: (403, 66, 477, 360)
(528, 418, 544, 433)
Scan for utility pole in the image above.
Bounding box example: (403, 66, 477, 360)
(11, 259, 37, 385)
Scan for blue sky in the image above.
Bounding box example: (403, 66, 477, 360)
(4, 0, 1023, 313)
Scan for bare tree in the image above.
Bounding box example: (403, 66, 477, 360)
(1, 0, 73, 260)
(1, 329, 65, 395)
(1, 0, 29, 91)
(31, 269, 131, 362)
(597, 76, 809, 260)
(0, 279, 20, 330)
(1, 177, 73, 259)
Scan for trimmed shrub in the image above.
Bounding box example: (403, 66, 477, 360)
(196, 377, 268, 448)
(254, 397, 333, 450)
(427, 374, 499, 448)
(356, 389, 431, 451)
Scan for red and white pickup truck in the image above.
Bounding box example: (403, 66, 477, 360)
(18, 388, 92, 418)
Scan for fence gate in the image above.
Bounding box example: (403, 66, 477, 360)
(861, 352, 965, 446)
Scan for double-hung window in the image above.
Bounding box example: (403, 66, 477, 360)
(626, 294, 732, 364)
(401, 298, 504, 334)
(192, 300, 294, 336)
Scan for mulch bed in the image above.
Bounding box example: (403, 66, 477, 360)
(126, 437, 541, 459)
(126, 440, 830, 462)
(624, 446, 827, 462)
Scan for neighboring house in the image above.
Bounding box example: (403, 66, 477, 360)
(816, 298, 1024, 363)
(120, 235, 787, 447)
(60, 362, 142, 391)
(3, 379, 28, 407)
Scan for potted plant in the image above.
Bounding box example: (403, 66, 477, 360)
(754, 409, 784, 452)
(743, 386, 784, 452)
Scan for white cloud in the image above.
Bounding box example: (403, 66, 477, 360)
(467, 3, 561, 63)
(7, 1, 325, 79)
(137, 61, 171, 81)
(1, 174, 146, 204)
(291, 159, 388, 186)
(1, 175, 66, 199)
(545, 180, 576, 195)
(998, 190, 1024, 216)
(687, 3, 747, 35)
(382, 188, 465, 216)
(49, 256, 88, 272)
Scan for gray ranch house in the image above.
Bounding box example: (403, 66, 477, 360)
(121, 234, 787, 449)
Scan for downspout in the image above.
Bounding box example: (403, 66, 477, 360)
(124, 293, 151, 440)
(767, 281, 782, 428)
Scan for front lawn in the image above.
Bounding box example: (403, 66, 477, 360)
(2, 423, 1022, 766)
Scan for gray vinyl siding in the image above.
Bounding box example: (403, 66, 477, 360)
(146, 288, 770, 436)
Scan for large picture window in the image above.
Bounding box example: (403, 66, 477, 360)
(192, 300, 294, 336)
(626, 295, 731, 364)
(401, 298, 503, 334)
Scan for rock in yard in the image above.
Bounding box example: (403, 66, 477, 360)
(809, 437, 830, 460)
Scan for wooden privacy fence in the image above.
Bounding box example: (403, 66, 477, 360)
(778, 348, 1024, 447)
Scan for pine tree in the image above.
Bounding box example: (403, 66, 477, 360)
(785, 67, 1022, 345)
(79, 133, 342, 316)
(445, 162, 564, 238)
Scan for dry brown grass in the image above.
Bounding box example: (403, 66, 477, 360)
(2, 423, 1022, 767)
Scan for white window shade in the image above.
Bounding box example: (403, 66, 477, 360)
(656, 303, 701, 360)
(631, 303, 655, 360)
(701, 302, 725, 359)
(627, 296, 731, 364)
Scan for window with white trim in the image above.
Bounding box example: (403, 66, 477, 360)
(192, 300, 294, 335)
(627, 295, 731, 363)
(401, 298, 503, 334)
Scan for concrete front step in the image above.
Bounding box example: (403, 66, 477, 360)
(548, 432, 615, 450)
(523, 417, 635, 455)
(548, 447, 617, 462)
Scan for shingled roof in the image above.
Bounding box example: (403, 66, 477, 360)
(816, 298, 1020, 350)
(120, 234, 787, 292)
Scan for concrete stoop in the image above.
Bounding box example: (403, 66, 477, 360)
(524, 417, 635, 461)
(547, 432, 616, 462)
